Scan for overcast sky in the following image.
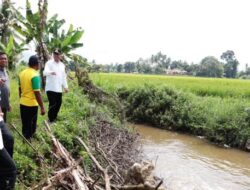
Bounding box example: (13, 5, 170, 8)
(13, 0, 250, 70)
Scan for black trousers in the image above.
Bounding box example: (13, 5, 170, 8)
(47, 91, 62, 122)
(0, 148, 16, 190)
(0, 121, 14, 157)
(20, 104, 38, 139)
(0, 122, 16, 190)
(1, 107, 7, 123)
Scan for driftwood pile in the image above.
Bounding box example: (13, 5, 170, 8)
(23, 120, 165, 190)
(88, 119, 165, 190)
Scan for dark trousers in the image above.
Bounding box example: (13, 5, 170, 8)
(47, 91, 62, 122)
(0, 122, 16, 190)
(0, 121, 14, 157)
(1, 107, 7, 123)
(20, 104, 38, 139)
(0, 148, 16, 190)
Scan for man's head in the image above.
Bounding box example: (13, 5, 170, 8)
(0, 52, 8, 69)
(53, 49, 61, 63)
(28, 55, 39, 70)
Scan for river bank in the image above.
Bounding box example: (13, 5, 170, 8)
(7, 72, 145, 189)
(91, 73, 250, 151)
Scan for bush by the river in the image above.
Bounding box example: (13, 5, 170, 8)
(90, 73, 250, 150)
(117, 84, 250, 150)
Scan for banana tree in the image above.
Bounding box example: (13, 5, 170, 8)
(46, 24, 84, 57)
(0, 35, 27, 69)
(0, 0, 26, 69)
(14, 0, 84, 60)
(14, 0, 84, 69)
(13, 0, 50, 65)
(0, 0, 13, 45)
(13, 0, 86, 87)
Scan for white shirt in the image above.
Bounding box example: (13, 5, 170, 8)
(44, 59, 68, 93)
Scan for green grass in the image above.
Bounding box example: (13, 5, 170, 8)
(90, 73, 250, 98)
(6, 72, 93, 189)
(90, 72, 250, 150)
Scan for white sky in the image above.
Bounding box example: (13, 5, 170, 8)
(13, 0, 250, 70)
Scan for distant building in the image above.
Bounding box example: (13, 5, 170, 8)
(165, 69, 187, 75)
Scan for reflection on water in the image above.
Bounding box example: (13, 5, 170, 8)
(134, 124, 250, 190)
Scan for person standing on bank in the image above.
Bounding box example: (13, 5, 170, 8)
(0, 110, 16, 190)
(43, 49, 68, 123)
(19, 55, 46, 140)
(0, 52, 11, 122)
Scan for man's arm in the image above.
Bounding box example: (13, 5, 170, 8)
(34, 91, 45, 115)
(62, 65, 69, 92)
(0, 78, 5, 87)
(18, 87, 21, 98)
(32, 75, 45, 115)
(18, 76, 21, 98)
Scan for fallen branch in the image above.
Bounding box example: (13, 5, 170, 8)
(44, 121, 89, 190)
(95, 142, 123, 183)
(10, 124, 46, 161)
(77, 137, 111, 190)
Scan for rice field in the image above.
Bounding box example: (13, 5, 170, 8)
(90, 73, 250, 98)
(90, 73, 250, 149)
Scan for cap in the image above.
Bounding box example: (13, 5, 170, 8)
(53, 49, 61, 55)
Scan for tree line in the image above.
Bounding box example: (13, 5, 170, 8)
(90, 50, 244, 78)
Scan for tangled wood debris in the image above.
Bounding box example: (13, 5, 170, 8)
(13, 117, 166, 189)
(14, 120, 165, 190)
(87, 119, 166, 190)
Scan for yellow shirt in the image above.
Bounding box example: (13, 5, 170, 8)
(19, 68, 41, 106)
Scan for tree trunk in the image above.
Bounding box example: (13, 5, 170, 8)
(37, 0, 49, 89)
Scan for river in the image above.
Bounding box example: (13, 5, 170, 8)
(134, 124, 250, 190)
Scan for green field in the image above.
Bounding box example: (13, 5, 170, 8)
(90, 73, 250, 98)
(90, 73, 250, 150)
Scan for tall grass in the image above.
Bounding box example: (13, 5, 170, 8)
(91, 73, 250, 150)
(7, 72, 122, 189)
(90, 73, 250, 98)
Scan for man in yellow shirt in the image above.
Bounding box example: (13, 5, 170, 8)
(19, 55, 45, 140)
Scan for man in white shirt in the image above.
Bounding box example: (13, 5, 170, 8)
(43, 49, 68, 122)
(0, 112, 16, 189)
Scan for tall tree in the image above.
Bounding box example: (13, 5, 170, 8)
(14, 0, 84, 85)
(117, 64, 123, 72)
(170, 60, 189, 70)
(124, 62, 136, 73)
(0, 0, 25, 69)
(0, 0, 13, 45)
(220, 50, 239, 78)
(197, 56, 224, 78)
(151, 51, 171, 69)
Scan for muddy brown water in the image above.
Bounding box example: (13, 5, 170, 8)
(134, 124, 250, 190)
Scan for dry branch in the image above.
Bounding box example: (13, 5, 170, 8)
(77, 137, 111, 190)
(44, 121, 89, 190)
(10, 124, 46, 161)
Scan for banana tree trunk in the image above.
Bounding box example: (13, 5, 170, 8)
(37, 0, 49, 89)
(36, 44, 49, 89)
(1, 0, 11, 45)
